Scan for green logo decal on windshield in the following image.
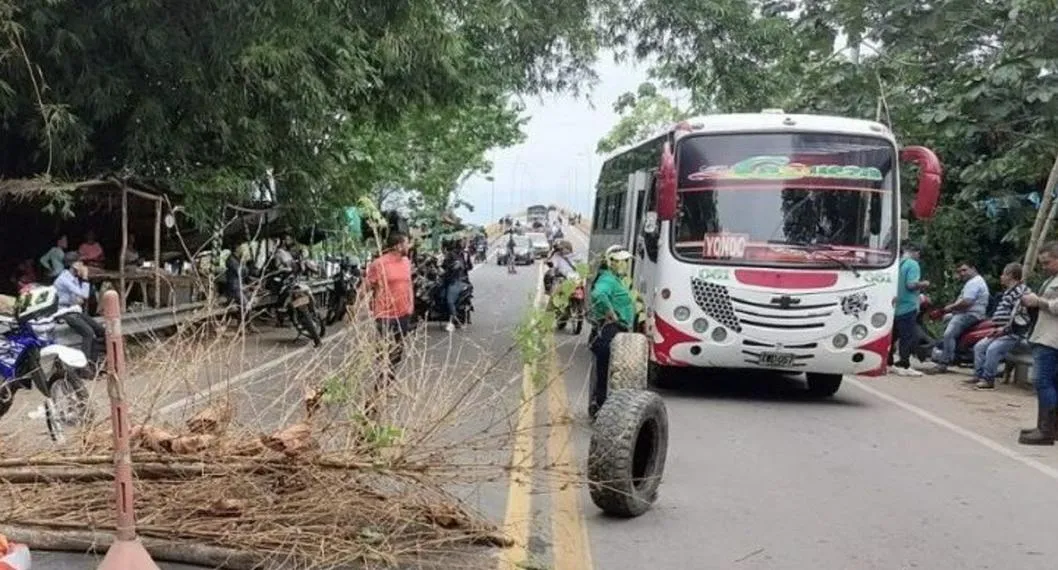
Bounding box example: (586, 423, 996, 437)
(688, 156, 884, 182)
(697, 268, 731, 280)
(862, 271, 892, 284)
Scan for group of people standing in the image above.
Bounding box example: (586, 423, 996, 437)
(890, 241, 1058, 446)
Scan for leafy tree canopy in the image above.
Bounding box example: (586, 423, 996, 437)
(596, 82, 685, 153)
(601, 0, 1058, 298)
(0, 0, 603, 226)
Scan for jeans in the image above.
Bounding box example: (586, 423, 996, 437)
(445, 281, 467, 322)
(589, 321, 627, 415)
(375, 316, 411, 385)
(892, 311, 919, 366)
(1031, 343, 1058, 410)
(60, 311, 105, 363)
(973, 334, 1020, 381)
(938, 313, 981, 365)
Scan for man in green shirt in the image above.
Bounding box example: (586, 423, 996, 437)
(890, 242, 929, 376)
(588, 246, 636, 418)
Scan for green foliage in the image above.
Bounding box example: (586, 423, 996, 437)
(514, 301, 555, 388)
(0, 0, 605, 222)
(602, 0, 1058, 293)
(597, 82, 686, 153)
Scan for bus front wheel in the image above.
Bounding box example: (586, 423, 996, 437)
(805, 373, 842, 398)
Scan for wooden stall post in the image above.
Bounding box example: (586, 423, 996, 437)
(153, 199, 161, 307)
(119, 186, 128, 312)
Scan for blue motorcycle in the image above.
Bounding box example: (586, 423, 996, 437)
(0, 286, 92, 443)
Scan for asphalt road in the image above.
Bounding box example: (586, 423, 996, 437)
(27, 222, 1058, 569)
(544, 226, 1058, 570)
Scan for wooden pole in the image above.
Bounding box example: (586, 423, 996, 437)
(153, 199, 161, 307)
(1026, 154, 1058, 276)
(97, 290, 160, 570)
(119, 187, 128, 312)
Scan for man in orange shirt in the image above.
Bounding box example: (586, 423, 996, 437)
(364, 232, 414, 387)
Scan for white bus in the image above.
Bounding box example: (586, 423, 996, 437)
(589, 111, 942, 397)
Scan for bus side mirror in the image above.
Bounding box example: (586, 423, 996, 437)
(657, 142, 677, 221)
(900, 146, 943, 220)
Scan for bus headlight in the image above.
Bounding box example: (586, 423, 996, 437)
(693, 318, 709, 333)
(674, 306, 691, 321)
(711, 327, 728, 342)
(832, 333, 849, 349)
(871, 312, 888, 328)
(851, 324, 869, 340)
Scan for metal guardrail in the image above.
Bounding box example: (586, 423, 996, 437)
(45, 278, 336, 346)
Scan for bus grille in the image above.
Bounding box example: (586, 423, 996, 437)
(690, 278, 742, 332)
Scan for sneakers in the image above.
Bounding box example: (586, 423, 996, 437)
(889, 366, 924, 377)
(974, 379, 995, 390)
(445, 322, 455, 333)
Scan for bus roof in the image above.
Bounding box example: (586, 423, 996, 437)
(599, 112, 895, 163)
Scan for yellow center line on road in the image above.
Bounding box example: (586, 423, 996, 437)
(496, 261, 547, 569)
(547, 349, 595, 570)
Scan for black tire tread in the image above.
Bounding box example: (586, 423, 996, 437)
(806, 372, 842, 398)
(588, 389, 668, 517)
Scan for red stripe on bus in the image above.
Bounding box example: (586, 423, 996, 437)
(733, 269, 838, 289)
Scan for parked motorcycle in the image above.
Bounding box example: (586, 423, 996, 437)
(273, 261, 326, 347)
(914, 294, 1004, 367)
(0, 286, 92, 443)
(325, 255, 361, 326)
(412, 255, 474, 327)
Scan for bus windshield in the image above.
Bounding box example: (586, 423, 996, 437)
(672, 132, 897, 269)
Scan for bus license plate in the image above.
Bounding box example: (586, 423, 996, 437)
(759, 351, 795, 368)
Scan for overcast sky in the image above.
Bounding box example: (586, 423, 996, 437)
(457, 55, 651, 225)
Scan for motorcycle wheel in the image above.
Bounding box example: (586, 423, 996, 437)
(45, 368, 91, 442)
(297, 307, 324, 347)
(0, 383, 13, 420)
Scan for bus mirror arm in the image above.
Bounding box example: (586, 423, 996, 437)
(900, 146, 943, 220)
(642, 212, 659, 236)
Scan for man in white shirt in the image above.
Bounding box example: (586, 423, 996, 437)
(926, 260, 990, 373)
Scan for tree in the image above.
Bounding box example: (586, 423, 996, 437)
(596, 83, 685, 153)
(601, 0, 1058, 296)
(0, 0, 606, 225)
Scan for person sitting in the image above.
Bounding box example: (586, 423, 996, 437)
(12, 259, 39, 294)
(123, 233, 142, 266)
(588, 246, 636, 419)
(39, 234, 67, 282)
(54, 253, 105, 375)
(969, 263, 1030, 389)
(77, 230, 105, 268)
(925, 260, 990, 374)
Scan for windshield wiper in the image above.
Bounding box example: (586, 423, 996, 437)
(775, 240, 861, 278)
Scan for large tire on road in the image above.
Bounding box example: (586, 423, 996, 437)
(609, 332, 649, 392)
(588, 389, 669, 517)
(647, 362, 679, 390)
(806, 372, 842, 398)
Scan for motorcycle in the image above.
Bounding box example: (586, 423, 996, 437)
(325, 255, 361, 326)
(0, 286, 92, 443)
(273, 261, 326, 347)
(412, 255, 474, 327)
(545, 263, 586, 335)
(914, 294, 1004, 367)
